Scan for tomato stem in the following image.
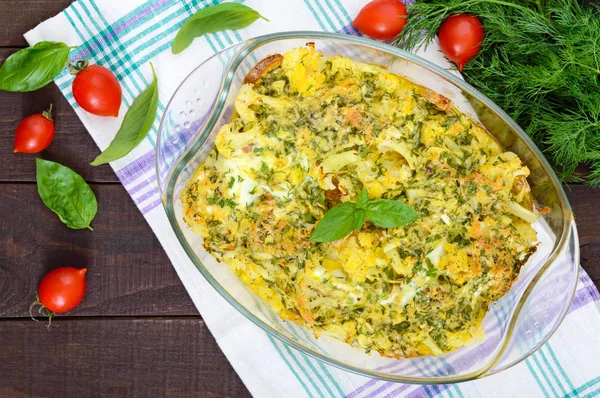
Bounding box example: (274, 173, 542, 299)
(28, 297, 41, 322)
(42, 103, 53, 121)
(29, 293, 56, 329)
(68, 59, 89, 76)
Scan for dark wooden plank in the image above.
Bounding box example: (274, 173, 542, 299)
(0, 183, 198, 317)
(566, 185, 600, 243)
(0, 49, 118, 183)
(566, 184, 600, 285)
(0, 1, 73, 47)
(0, 318, 251, 398)
(581, 243, 600, 285)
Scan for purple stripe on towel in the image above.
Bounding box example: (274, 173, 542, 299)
(141, 198, 162, 214)
(359, 335, 500, 398)
(134, 186, 159, 205)
(115, 149, 156, 186)
(68, 0, 173, 60)
(112, 0, 171, 36)
(569, 284, 600, 313)
(126, 174, 156, 196)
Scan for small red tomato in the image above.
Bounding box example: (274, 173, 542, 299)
(353, 0, 408, 40)
(13, 105, 55, 153)
(438, 14, 484, 71)
(71, 61, 122, 117)
(38, 267, 87, 313)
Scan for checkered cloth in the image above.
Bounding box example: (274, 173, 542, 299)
(25, 1, 600, 396)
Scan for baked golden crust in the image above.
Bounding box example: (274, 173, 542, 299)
(243, 54, 284, 85)
(424, 89, 453, 111)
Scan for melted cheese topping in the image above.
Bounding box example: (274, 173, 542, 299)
(181, 46, 539, 358)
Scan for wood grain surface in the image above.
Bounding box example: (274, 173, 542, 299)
(0, 183, 198, 318)
(0, 318, 252, 398)
(0, 2, 599, 397)
(0, 0, 74, 46)
(1, 5, 250, 393)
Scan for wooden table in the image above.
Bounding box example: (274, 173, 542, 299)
(0, 1, 250, 396)
(0, 2, 599, 397)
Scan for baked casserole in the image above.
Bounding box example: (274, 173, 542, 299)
(181, 45, 539, 358)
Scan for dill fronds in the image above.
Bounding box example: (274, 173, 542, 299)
(396, 0, 600, 185)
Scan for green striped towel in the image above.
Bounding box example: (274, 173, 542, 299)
(25, 0, 600, 396)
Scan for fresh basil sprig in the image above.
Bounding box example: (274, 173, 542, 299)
(172, 3, 269, 55)
(310, 188, 418, 243)
(36, 158, 98, 230)
(91, 63, 158, 165)
(0, 41, 72, 92)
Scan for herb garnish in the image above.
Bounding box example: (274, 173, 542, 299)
(397, 0, 600, 185)
(91, 63, 158, 165)
(171, 3, 269, 55)
(36, 158, 98, 230)
(0, 41, 73, 92)
(310, 188, 418, 243)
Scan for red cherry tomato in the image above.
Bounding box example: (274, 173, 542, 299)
(72, 62, 122, 117)
(438, 14, 484, 71)
(353, 0, 408, 40)
(13, 105, 55, 153)
(38, 267, 87, 313)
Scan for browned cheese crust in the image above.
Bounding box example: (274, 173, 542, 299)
(243, 54, 284, 85)
(424, 89, 453, 112)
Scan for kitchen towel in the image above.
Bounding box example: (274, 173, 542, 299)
(25, 1, 600, 397)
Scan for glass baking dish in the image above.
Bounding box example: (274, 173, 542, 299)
(156, 32, 579, 383)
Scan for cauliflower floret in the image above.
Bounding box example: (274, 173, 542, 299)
(281, 45, 325, 95)
(214, 124, 260, 158)
(235, 84, 261, 122)
(320, 150, 360, 173)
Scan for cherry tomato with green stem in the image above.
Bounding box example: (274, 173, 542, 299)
(438, 14, 484, 71)
(71, 60, 122, 117)
(13, 105, 55, 153)
(352, 0, 408, 41)
(30, 267, 87, 327)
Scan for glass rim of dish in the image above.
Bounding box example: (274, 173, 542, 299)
(157, 31, 579, 383)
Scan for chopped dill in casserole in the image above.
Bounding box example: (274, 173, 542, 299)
(181, 45, 539, 358)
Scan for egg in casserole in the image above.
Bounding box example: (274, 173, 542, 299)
(181, 45, 539, 358)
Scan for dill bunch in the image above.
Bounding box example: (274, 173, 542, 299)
(396, 0, 600, 186)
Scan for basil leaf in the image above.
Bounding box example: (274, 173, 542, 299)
(354, 209, 366, 230)
(36, 158, 98, 230)
(0, 41, 71, 92)
(172, 3, 268, 54)
(310, 202, 364, 243)
(364, 200, 419, 228)
(356, 188, 369, 209)
(91, 64, 158, 166)
(311, 191, 418, 242)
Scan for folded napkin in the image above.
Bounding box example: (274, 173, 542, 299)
(25, 1, 600, 396)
